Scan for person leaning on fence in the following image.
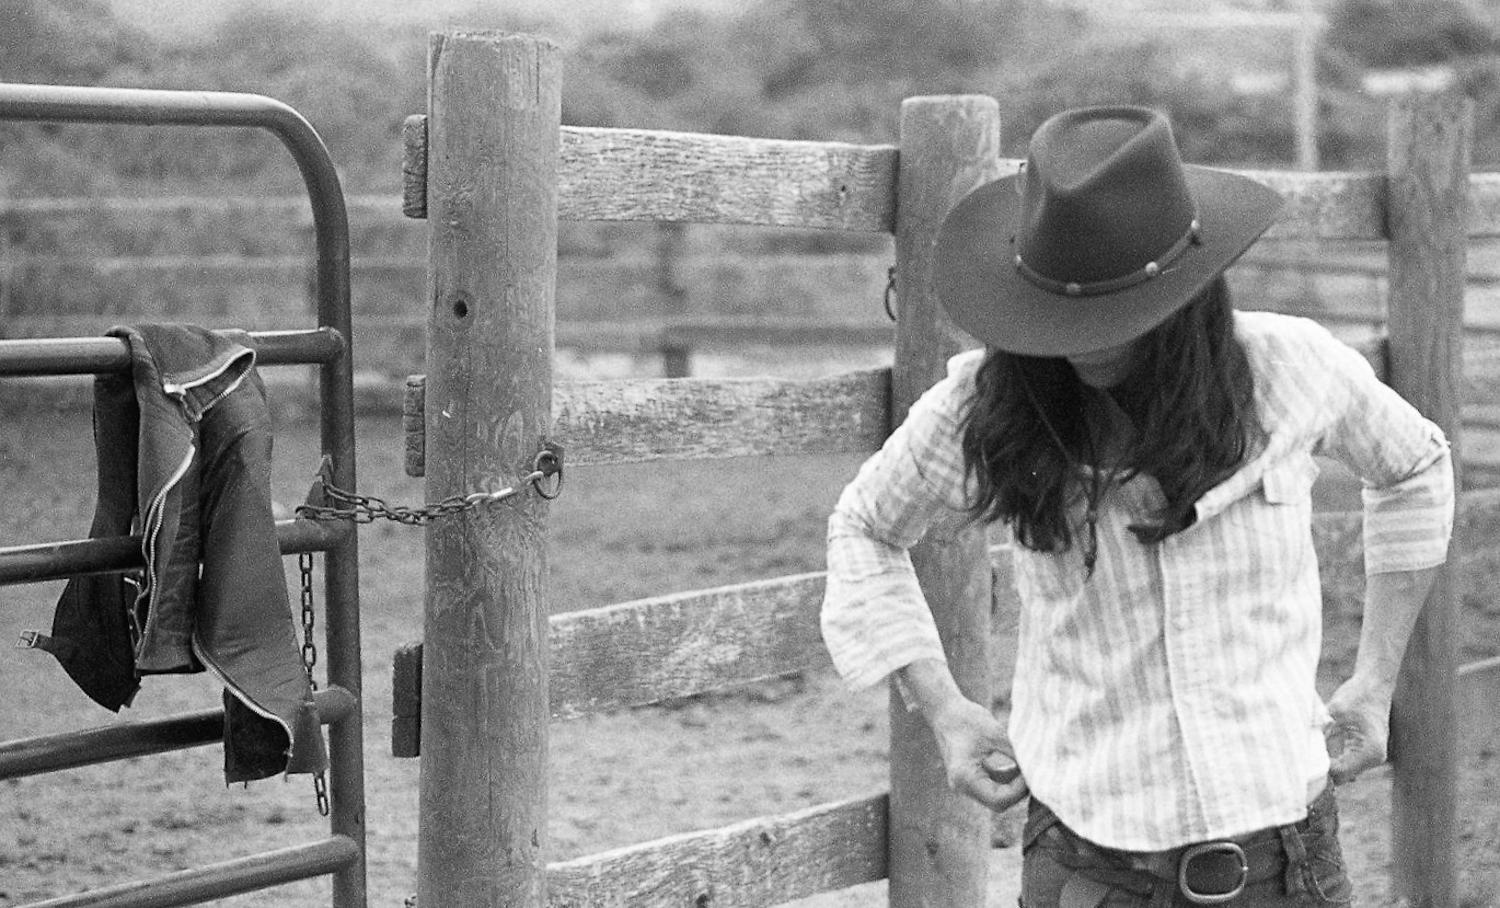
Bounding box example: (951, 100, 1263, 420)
(820, 105, 1455, 907)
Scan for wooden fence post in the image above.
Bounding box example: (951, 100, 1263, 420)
(418, 31, 560, 908)
(1385, 89, 1470, 908)
(888, 94, 1002, 908)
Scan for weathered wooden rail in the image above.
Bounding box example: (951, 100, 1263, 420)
(385, 29, 1481, 908)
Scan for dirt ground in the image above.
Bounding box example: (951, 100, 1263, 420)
(2, 395, 1499, 907)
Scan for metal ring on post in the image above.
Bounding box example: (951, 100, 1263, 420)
(531, 445, 564, 500)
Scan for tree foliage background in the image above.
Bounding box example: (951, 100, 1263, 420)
(4, 0, 1498, 201)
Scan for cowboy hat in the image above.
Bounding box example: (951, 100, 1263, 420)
(934, 105, 1283, 357)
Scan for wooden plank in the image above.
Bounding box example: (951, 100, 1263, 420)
(545, 794, 888, 908)
(888, 95, 1000, 908)
(396, 116, 898, 231)
(401, 114, 427, 219)
(399, 118, 1403, 237)
(1385, 91, 1470, 908)
(399, 573, 832, 725)
(398, 547, 1042, 733)
(1, 168, 1495, 235)
(552, 369, 889, 464)
(549, 573, 831, 719)
(402, 369, 891, 474)
(558, 126, 899, 230)
(1242, 169, 1387, 239)
(417, 31, 559, 908)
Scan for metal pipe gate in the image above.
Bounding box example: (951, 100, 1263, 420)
(0, 84, 366, 908)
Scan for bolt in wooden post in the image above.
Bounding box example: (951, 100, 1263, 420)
(888, 95, 1002, 908)
(1385, 89, 1470, 908)
(418, 30, 560, 908)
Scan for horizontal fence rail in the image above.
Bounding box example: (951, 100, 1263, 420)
(545, 794, 889, 908)
(392, 573, 834, 747)
(401, 118, 901, 232)
(12, 171, 1500, 240)
(402, 369, 889, 472)
(397, 343, 1500, 478)
(0, 518, 351, 586)
(389, 486, 1491, 746)
(26, 837, 362, 908)
(0, 328, 345, 376)
(398, 116, 1500, 240)
(0, 686, 356, 780)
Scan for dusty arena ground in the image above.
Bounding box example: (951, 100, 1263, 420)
(3, 358, 1499, 906)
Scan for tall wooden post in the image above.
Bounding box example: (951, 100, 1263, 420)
(1385, 90, 1470, 908)
(888, 95, 1002, 908)
(419, 31, 560, 908)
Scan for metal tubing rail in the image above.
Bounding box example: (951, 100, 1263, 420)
(0, 327, 345, 377)
(0, 83, 365, 908)
(0, 686, 357, 780)
(0, 520, 350, 586)
(23, 836, 362, 908)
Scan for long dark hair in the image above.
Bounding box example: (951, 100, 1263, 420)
(960, 276, 1258, 555)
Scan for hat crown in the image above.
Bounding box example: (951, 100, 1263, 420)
(1018, 107, 1197, 285)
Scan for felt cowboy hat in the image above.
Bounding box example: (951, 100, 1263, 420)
(934, 105, 1283, 357)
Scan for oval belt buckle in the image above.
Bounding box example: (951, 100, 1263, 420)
(1178, 841, 1249, 905)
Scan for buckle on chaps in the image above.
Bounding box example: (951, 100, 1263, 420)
(1178, 841, 1249, 904)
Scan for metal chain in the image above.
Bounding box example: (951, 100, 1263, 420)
(298, 552, 331, 818)
(288, 446, 561, 816)
(296, 447, 563, 525)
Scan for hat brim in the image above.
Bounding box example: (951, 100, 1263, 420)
(934, 166, 1283, 357)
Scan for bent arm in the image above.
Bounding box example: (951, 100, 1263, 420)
(897, 657, 1028, 811)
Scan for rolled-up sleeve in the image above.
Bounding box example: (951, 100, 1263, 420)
(1309, 327, 1455, 575)
(1362, 442, 1454, 574)
(821, 352, 979, 689)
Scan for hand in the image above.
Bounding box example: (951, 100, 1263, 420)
(929, 696, 1029, 812)
(1324, 673, 1393, 785)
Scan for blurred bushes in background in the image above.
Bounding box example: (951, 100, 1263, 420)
(1, 0, 1497, 348)
(5, 0, 1499, 201)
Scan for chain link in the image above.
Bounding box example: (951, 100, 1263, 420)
(296, 447, 562, 525)
(289, 446, 561, 815)
(298, 552, 331, 818)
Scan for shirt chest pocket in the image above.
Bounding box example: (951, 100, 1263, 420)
(1260, 456, 1319, 506)
(1230, 456, 1320, 581)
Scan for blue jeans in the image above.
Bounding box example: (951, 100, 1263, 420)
(1019, 785, 1354, 907)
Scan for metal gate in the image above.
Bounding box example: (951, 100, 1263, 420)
(0, 84, 366, 908)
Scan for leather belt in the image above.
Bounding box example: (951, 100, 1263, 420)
(1038, 821, 1288, 904)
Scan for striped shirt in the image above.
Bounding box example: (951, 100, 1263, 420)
(821, 310, 1453, 850)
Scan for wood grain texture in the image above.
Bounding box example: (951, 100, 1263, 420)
(403, 369, 889, 470)
(560, 126, 898, 230)
(398, 117, 898, 230)
(553, 369, 890, 464)
(888, 95, 1001, 908)
(1385, 91, 1470, 908)
(399, 574, 830, 724)
(1240, 168, 1387, 239)
(418, 31, 559, 908)
(402, 549, 1019, 734)
(391, 643, 422, 759)
(398, 120, 1484, 238)
(402, 376, 425, 478)
(549, 573, 830, 718)
(401, 114, 427, 220)
(545, 794, 888, 908)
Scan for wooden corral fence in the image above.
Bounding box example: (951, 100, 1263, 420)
(381, 29, 1493, 908)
